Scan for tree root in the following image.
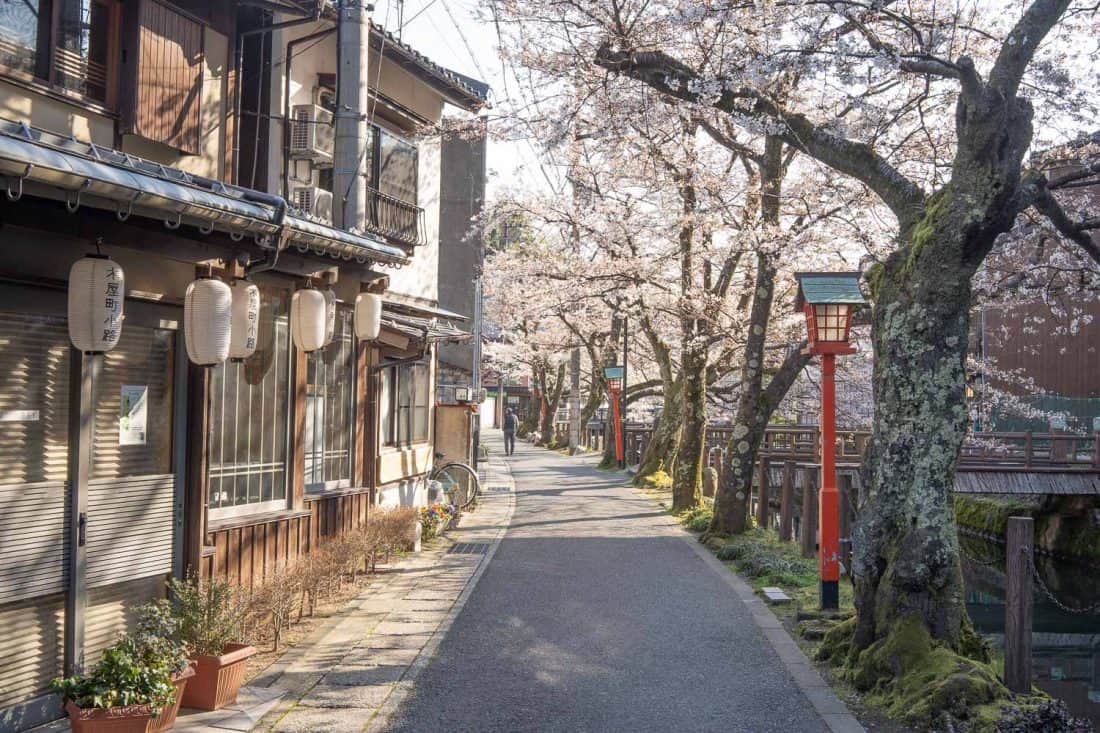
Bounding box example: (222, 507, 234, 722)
(816, 615, 1087, 732)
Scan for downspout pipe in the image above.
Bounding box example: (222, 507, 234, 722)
(283, 27, 337, 200)
(189, 174, 290, 275)
(233, 7, 325, 185)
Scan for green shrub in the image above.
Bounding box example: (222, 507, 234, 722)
(168, 572, 249, 657)
(52, 601, 189, 713)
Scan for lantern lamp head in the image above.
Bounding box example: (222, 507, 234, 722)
(454, 386, 471, 403)
(793, 272, 866, 356)
(603, 365, 624, 393)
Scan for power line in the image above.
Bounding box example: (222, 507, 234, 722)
(440, 1, 489, 82)
(400, 0, 441, 30)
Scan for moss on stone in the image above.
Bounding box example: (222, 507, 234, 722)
(953, 495, 1035, 536)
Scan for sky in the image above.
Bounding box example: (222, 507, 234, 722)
(370, 0, 552, 198)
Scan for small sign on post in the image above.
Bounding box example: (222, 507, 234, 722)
(1005, 516, 1034, 694)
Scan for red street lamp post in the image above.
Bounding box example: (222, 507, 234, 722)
(794, 272, 866, 611)
(604, 365, 625, 468)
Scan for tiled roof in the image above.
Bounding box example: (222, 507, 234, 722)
(793, 272, 866, 308)
(370, 22, 489, 111)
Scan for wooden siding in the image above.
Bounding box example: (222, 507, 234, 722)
(981, 300, 1100, 398)
(127, 0, 204, 154)
(201, 490, 373, 589)
(0, 594, 64, 709)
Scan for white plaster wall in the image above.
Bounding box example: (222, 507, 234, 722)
(385, 133, 440, 303)
(0, 78, 114, 145)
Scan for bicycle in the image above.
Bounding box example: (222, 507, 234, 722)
(416, 453, 480, 510)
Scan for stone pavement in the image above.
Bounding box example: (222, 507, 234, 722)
(170, 445, 516, 733)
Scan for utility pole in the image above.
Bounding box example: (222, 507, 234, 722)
(333, 0, 371, 231)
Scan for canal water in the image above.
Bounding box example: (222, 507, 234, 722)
(960, 533, 1100, 725)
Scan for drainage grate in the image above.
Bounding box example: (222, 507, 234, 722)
(448, 542, 490, 555)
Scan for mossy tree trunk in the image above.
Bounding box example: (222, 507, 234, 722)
(710, 137, 809, 535)
(853, 82, 1039, 650)
(634, 313, 681, 482)
(674, 342, 706, 511)
(671, 149, 705, 512)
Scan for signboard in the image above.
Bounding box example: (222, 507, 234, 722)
(119, 385, 148, 446)
(603, 366, 624, 380)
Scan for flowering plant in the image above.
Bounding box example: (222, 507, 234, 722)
(418, 503, 457, 541)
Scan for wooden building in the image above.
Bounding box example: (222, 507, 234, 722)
(0, 1, 486, 730)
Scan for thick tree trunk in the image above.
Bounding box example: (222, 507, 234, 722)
(673, 344, 706, 511)
(537, 361, 566, 447)
(853, 87, 1036, 651)
(635, 376, 681, 479)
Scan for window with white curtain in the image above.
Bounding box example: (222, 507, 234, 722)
(207, 287, 290, 519)
(305, 307, 355, 490)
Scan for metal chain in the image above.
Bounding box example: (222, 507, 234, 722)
(1025, 548, 1100, 616)
(958, 539, 1001, 568)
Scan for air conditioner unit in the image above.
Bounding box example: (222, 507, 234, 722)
(292, 186, 333, 224)
(289, 104, 334, 166)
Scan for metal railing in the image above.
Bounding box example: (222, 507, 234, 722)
(366, 186, 425, 248)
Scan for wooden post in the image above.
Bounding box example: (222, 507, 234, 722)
(800, 470, 818, 559)
(838, 473, 852, 540)
(1005, 516, 1034, 694)
(779, 461, 794, 541)
(756, 458, 771, 529)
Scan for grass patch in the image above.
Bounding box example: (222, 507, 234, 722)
(636, 469, 673, 490)
(678, 505, 713, 532)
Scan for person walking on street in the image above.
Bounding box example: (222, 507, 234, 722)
(502, 408, 518, 456)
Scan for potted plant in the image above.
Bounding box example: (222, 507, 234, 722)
(52, 602, 192, 733)
(168, 573, 255, 711)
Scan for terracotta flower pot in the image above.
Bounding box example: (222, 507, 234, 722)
(146, 665, 195, 733)
(65, 700, 152, 733)
(180, 643, 256, 711)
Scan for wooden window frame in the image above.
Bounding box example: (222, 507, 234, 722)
(0, 0, 122, 112)
(380, 360, 430, 448)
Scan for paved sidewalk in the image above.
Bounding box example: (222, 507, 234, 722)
(385, 437, 864, 733)
(171, 446, 516, 733)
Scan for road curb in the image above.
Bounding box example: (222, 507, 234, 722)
(363, 451, 516, 732)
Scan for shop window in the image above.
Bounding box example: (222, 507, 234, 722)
(207, 288, 290, 519)
(304, 307, 355, 491)
(380, 361, 430, 446)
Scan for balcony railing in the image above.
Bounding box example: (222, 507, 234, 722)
(366, 186, 425, 248)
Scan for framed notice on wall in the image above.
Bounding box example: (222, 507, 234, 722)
(119, 385, 148, 446)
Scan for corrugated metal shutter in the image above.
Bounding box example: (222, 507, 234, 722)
(84, 575, 165, 667)
(0, 313, 69, 713)
(84, 324, 177, 666)
(93, 327, 175, 480)
(0, 594, 64, 709)
(127, 0, 205, 154)
(86, 475, 175, 588)
(0, 482, 68, 604)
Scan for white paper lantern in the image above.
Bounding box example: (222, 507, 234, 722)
(291, 289, 327, 352)
(184, 278, 233, 365)
(354, 292, 382, 340)
(323, 288, 337, 347)
(229, 280, 261, 361)
(68, 255, 125, 353)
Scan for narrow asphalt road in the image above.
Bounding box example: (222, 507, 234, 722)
(386, 434, 830, 732)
